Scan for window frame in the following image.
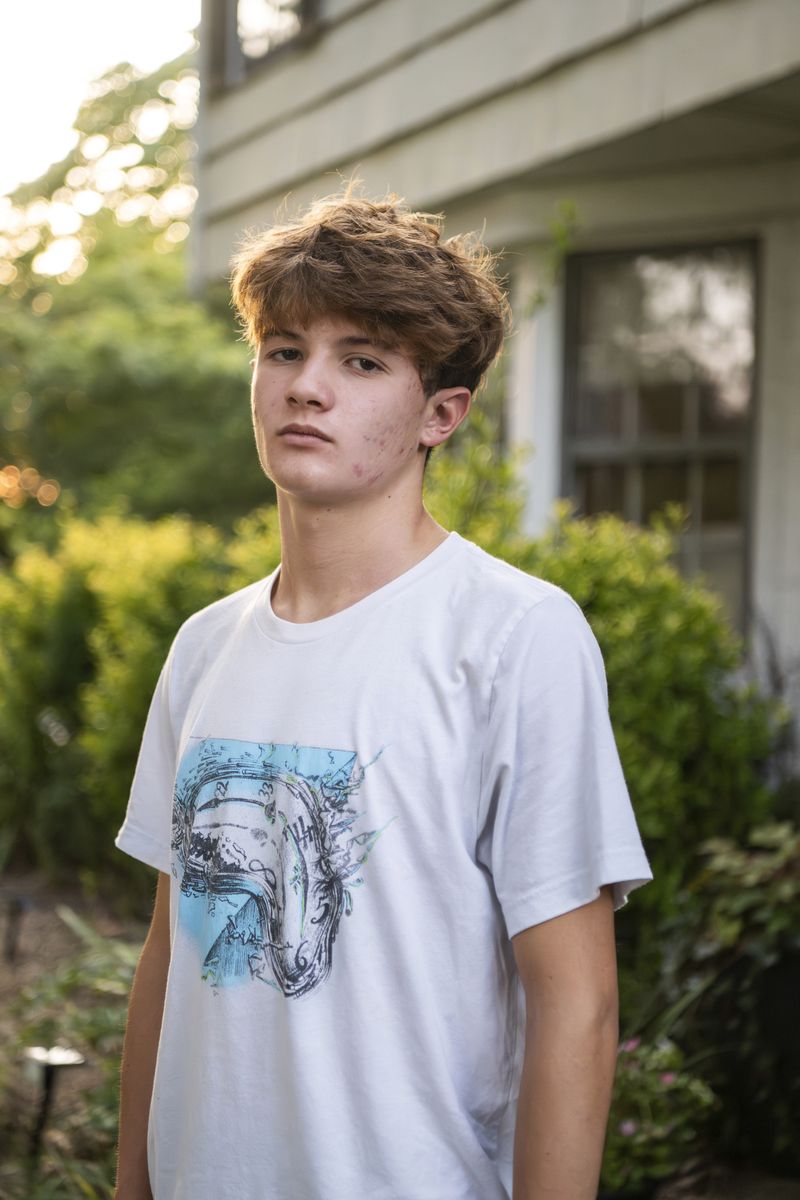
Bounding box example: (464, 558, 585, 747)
(207, 0, 322, 95)
(561, 238, 760, 640)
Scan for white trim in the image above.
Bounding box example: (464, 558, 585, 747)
(509, 249, 565, 537)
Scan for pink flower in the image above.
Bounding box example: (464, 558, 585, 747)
(619, 1038, 641, 1053)
(660, 1072, 677, 1085)
(619, 1120, 638, 1137)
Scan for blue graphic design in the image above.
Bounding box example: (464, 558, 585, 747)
(172, 738, 392, 997)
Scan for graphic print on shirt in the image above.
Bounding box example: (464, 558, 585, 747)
(172, 737, 392, 999)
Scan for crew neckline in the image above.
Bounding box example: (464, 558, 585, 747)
(253, 530, 466, 644)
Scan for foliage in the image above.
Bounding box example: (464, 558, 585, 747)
(0, 511, 233, 906)
(223, 502, 282, 592)
(0, 538, 98, 874)
(520, 198, 581, 318)
(601, 1037, 718, 1197)
(0, 53, 269, 542)
(513, 499, 788, 991)
(424, 403, 529, 557)
(645, 821, 800, 1173)
(0, 907, 140, 1199)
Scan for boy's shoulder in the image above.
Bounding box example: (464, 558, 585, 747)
(450, 537, 600, 675)
(169, 575, 268, 666)
(454, 536, 583, 622)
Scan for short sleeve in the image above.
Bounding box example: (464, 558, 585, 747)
(114, 640, 179, 875)
(476, 591, 653, 940)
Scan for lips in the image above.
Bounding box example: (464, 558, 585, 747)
(278, 424, 332, 441)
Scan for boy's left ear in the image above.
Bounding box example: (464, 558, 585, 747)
(420, 386, 472, 450)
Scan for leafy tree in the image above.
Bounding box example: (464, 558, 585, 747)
(0, 53, 270, 549)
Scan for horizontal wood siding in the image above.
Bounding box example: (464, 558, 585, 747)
(196, 0, 800, 276)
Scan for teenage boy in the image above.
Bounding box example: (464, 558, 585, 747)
(114, 191, 652, 1200)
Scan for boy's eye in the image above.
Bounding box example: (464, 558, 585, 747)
(350, 356, 382, 373)
(269, 347, 301, 362)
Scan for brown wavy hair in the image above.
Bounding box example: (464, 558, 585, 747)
(230, 187, 510, 398)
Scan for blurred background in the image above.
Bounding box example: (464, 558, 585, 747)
(1, 2, 799, 1198)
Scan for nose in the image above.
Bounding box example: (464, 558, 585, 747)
(286, 353, 333, 409)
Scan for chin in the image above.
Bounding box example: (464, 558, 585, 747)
(267, 467, 347, 501)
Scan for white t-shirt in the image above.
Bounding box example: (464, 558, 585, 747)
(116, 530, 652, 1200)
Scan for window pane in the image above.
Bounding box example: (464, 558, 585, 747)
(638, 381, 685, 436)
(699, 377, 750, 434)
(575, 463, 626, 517)
(636, 246, 754, 420)
(573, 246, 754, 439)
(702, 458, 742, 525)
(574, 262, 639, 439)
(641, 461, 690, 524)
(573, 384, 624, 438)
(238, 0, 303, 58)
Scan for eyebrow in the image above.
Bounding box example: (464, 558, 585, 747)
(266, 329, 395, 353)
(339, 335, 394, 352)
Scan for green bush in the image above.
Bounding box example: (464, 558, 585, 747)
(648, 820, 800, 1174)
(424, 399, 530, 557)
(75, 514, 235, 896)
(0, 504, 288, 907)
(514, 499, 788, 991)
(0, 512, 232, 902)
(0, 541, 97, 874)
(601, 1036, 718, 1197)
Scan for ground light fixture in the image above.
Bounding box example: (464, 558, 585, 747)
(23, 1044, 86, 1170)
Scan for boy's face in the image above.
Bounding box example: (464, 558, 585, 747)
(250, 314, 469, 506)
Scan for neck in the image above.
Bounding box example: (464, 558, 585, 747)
(271, 487, 449, 623)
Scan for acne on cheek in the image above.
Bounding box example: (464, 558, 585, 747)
(362, 430, 387, 450)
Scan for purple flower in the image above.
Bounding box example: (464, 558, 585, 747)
(619, 1038, 641, 1053)
(619, 1120, 638, 1137)
(660, 1071, 677, 1085)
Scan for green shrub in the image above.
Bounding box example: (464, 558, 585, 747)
(0, 504, 289, 906)
(75, 514, 232, 897)
(223, 501, 282, 592)
(601, 1036, 718, 1197)
(424, 405, 530, 557)
(514, 499, 788, 989)
(649, 821, 800, 1173)
(0, 512, 232, 902)
(0, 542, 97, 874)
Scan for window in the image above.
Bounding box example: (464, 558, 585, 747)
(209, 0, 318, 91)
(563, 243, 757, 635)
(238, 0, 305, 59)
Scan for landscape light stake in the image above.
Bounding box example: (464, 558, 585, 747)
(24, 1045, 86, 1173)
(3, 893, 31, 963)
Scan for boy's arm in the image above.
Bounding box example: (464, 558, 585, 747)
(114, 870, 172, 1200)
(511, 885, 620, 1200)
